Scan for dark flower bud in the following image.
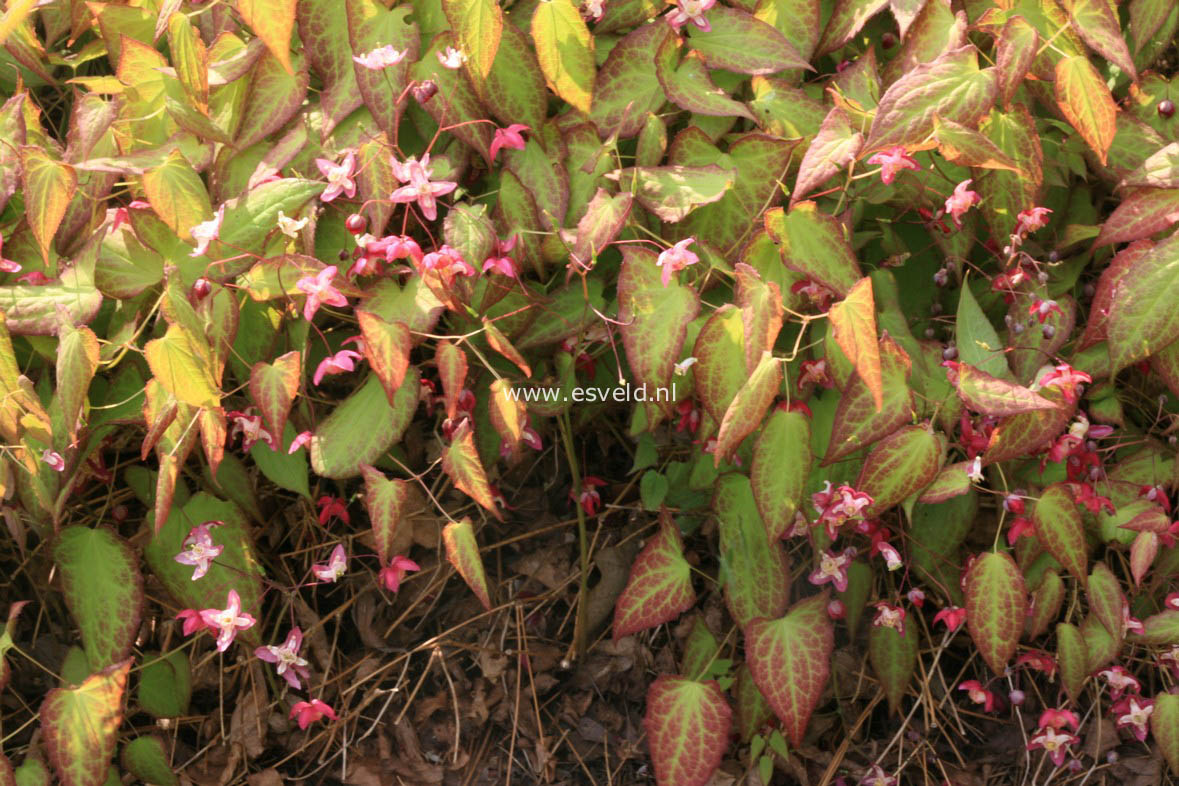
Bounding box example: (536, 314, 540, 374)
(413, 80, 438, 104)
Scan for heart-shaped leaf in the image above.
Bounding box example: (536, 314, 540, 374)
(248, 350, 300, 441)
(714, 351, 780, 465)
(607, 165, 736, 223)
(21, 146, 77, 263)
(643, 676, 731, 786)
(825, 336, 913, 464)
(613, 511, 696, 640)
(1054, 55, 1117, 165)
(715, 474, 790, 627)
(1086, 562, 1125, 642)
(1032, 484, 1087, 583)
(442, 517, 492, 610)
(531, 0, 594, 114)
(55, 527, 144, 670)
(120, 736, 177, 786)
(829, 277, 882, 410)
(869, 621, 918, 715)
(1056, 622, 1088, 704)
(964, 551, 1026, 674)
(765, 202, 861, 297)
(361, 465, 416, 566)
(310, 370, 419, 479)
(751, 408, 811, 540)
(42, 660, 131, 786)
(855, 425, 943, 514)
(357, 311, 410, 403)
(442, 425, 502, 520)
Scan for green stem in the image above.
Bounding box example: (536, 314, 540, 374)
(558, 409, 589, 661)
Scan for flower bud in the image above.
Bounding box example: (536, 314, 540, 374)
(1159, 99, 1175, 119)
(1042, 324, 1056, 339)
(1008, 689, 1025, 706)
(827, 600, 846, 619)
(412, 80, 438, 103)
(345, 214, 366, 235)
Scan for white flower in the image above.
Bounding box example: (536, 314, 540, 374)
(674, 357, 697, 376)
(437, 47, 467, 69)
(352, 45, 407, 70)
(277, 210, 308, 238)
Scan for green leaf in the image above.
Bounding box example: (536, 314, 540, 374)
(744, 594, 833, 748)
(56, 323, 100, 442)
(825, 337, 913, 464)
(1154, 692, 1179, 776)
(656, 44, 755, 120)
(681, 617, 720, 680)
(1025, 570, 1064, 639)
(643, 676, 731, 786)
(751, 408, 811, 540)
(1082, 613, 1118, 671)
(792, 107, 864, 205)
(693, 306, 747, 423)
(442, 0, 501, 79)
(955, 364, 1058, 416)
(236, 0, 297, 74)
(639, 470, 669, 510)
(982, 387, 1075, 465)
(996, 16, 1038, 107)
(689, 5, 810, 75)
(714, 351, 780, 466)
(955, 282, 1009, 379)
(235, 51, 309, 150)
(143, 493, 264, 647)
(141, 149, 213, 242)
(485, 24, 547, 131)
(1032, 483, 1087, 583)
(442, 424, 502, 519)
(607, 165, 735, 223)
(1055, 622, 1088, 704)
(54, 527, 143, 669)
(531, 0, 595, 114)
(1054, 55, 1117, 165)
(829, 277, 882, 410)
(120, 737, 177, 786)
(869, 621, 918, 715)
(41, 661, 130, 786)
(20, 146, 77, 264)
(248, 350, 300, 442)
(855, 425, 943, 514)
(1062, 0, 1136, 81)
(765, 202, 862, 297)
(250, 424, 311, 498)
(361, 465, 417, 565)
(1105, 230, 1179, 371)
(144, 324, 220, 410)
(442, 517, 492, 610)
(614, 511, 696, 640)
(357, 311, 411, 405)
(715, 474, 790, 627)
(964, 551, 1027, 674)
(310, 370, 419, 479)
(590, 22, 673, 138)
(136, 650, 191, 719)
(931, 115, 1020, 172)
(345, 0, 418, 141)
(207, 179, 323, 276)
(571, 189, 633, 267)
(863, 46, 996, 155)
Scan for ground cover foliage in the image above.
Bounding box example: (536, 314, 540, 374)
(1, 0, 1179, 784)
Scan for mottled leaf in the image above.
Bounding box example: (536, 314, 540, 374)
(856, 425, 942, 514)
(42, 661, 130, 786)
(613, 511, 696, 640)
(964, 551, 1026, 674)
(643, 676, 731, 786)
(715, 474, 790, 627)
(1055, 55, 1117, 165)
(55, 528, 143, 669)
(248, 350, 300, 441)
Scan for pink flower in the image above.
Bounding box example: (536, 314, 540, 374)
(1035, 363, 1091, 403)
(1122, 602, 1144, 635)
(933, 606, 967, 631)
(227, 409, 277, 452)
(199, 590, 256, 652)
(382, 234, 424, 264)
(42, 450, 65, 472)
(958, 680, 996, 712)
(1027, 727, 1079, 767)
(812, 482, 875, 538)
(421, 245, 476, 278)
(581, 0, 605, 21)
(0, 232, 19, 273)
(1038, 708, 1080, 731)
(1115, 696, 1153, 742)
(296, 266, 348, 322)
(379, 554, 421, 593)
(352, 45, 407, 69)
(174, 523, 223, 581)
(189, 204, 225, 257)
(867, 146, 920, 185)
(808, 548, 854, 592)
(666, 0, 716, 31)
(256, 628, 311, 689)
(312, 544, 349, 583)
(482, 235, 519, 277)
(290, 699, 338, 729)
(315, 151, 357, 203)
(872, 602, 906, 635)
(390, 154, 457, 221)
(437, 46, 467, 69)
(1016, 206, 1052, 235)
(313, 349, 363, 386)
(1098, 665, 1140, 700)
(798, 359, 834, 390)
(944, 180, 981, 228)
(655, 238, 699, 287)
(288, 430, 312, 454)
(317, 496, 350, 526)
(176, 608, 207, 636)
(571, 475, 608, 516)
(490, 124, 530, 162)
(1166, 592, 1179, 610)
(859, 765, 896, 786)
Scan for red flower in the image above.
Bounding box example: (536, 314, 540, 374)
(958, 680, 996, 712)
(317, 496, 350, 526)
(1006, 516, 1034, 545)
(1028, 298, 1062, 324)
(1015, 206, 1052, 235)
(933, 606, 967, 631)
(572, 476, 608, 516)
(290, 699, 338, 730)
(1038, 708, 1080, 731)
(490, 124, 530, 162)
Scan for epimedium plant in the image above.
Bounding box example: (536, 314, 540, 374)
(0, 0, 1178, 783)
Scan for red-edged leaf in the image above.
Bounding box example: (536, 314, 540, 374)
(485, 23, 547, 131)
(1055, 55, 1117, 165)
(714, 351, 780, 466)
(964, 551, 1027, 674)
(361, 465, 414, 565)
(643, 676, 731, 786)
(297, 0, 362, 134)
(744, 594, 834, 748)
(613, 511, 696, 640)
(1095, 187, 1179, 248)
(442, 517, 492, 610)
(869, 621, 918, 715)
(236, 51, 310, 150)
(1056, 622, 1088, 703)
(734, 664, 774, 742)
(21, 146, 77, 263)
(1079, 241, 1150, 349)
(715, 474, 790, 627)
(751, 408, 811, 540)
(656, 44, 755, 120)
(56, 323, 100, 442)
(442, 426, 502, 520)
(829, 277, 882, 411)
(442, 0, 502, 79)
(571, 189, 633, 267)
(55, 527, 144, 670)
(1129, 531, 1158, 587)
(996, 16, 1038, 108)
(816, 0, 888, 57)
(955, 364, 1059, 416)
(436, 341, 468, 421)
(765, 202, 862, 297)
(1106, 230, 1179, 371)
(685, 5, 810, 74)
(692, 306, 746, 424)
(735, 264, 783, 374)
(1082, 613, 1118, 670)
(483, 319, 531, 377)
(1120, 142, 1179, 189)
(1025, 570, 1064, 639)
(249, 350, 300, 441)
(590, 22, 672, 139)
(792, 106, 864, 205)
(982, 387, 1075, 465)
(1033, 484, 1088, 584)
(198, 407, 226, 477)
(1086, 562, 1125, 642)
(346, 0, 418, 141)
(856, 425, 943, 514)
(488, 379, 526, 449)
(237, 0, 296, 74)
(357, 310, 410, 402)
(1062, 0, 1136, 81)
(916, 461, 972, 503)
(1154, 692, 1179, 776)
(1134, 610, 1179, 645)
(42, 660, 131, 786)
(681, 617, 720, 680)
(607, 164, 735, 223)
(931, 115, 1021, 172)
(862, 46, 997, 156)
(825, 336, 913, 464)
(310, 370, 419, 479)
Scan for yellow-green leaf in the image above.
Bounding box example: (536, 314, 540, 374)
(443, 517, 492, 610)
(442, 0, 502, 79)
(141, 149, 213, 242)
(144, 324, 221, 410)
(1055, 55, 1117, 165)
(237, 0, 297, 74)
(21, 146, 77, 264)
(531, 0, 594, 114)
(828, 277, 882, 411)
(41, 661, 131, 786)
